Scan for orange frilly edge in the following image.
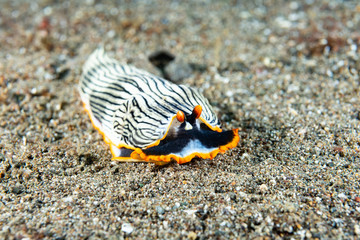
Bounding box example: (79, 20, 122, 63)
(126, 128, 239, 164)
(83, 102, 240, 164)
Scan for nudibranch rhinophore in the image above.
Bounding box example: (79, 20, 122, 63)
(79, 48, 239, 165)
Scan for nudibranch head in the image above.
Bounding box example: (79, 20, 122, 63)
(79, 48, 240, 165)
(133, 105, 239, 164)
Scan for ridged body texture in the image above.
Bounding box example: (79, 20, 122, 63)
(79, 48, 239, 164)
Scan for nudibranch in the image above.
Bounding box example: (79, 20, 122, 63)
(79, 48, 239, 164)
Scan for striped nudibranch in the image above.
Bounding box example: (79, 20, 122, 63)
(79, 48, 239, 164)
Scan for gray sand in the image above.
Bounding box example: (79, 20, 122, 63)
(1, 0, 359, 239)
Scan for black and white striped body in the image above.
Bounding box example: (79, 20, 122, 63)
(79, 48, 238, 164)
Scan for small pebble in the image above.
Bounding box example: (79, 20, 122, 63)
(259, 184, 268, 193)
(62, 196, 73, 203)
(156, 206, 165, 215)
(269, 179, 276, 186)
(11, 183, 24, 194)
(355, 225, 360, 235)
(338, 193, 347, 199)
(121, 223, 134, 234)
(188, 231, 197, 240)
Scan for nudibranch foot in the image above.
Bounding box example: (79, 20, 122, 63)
(110, 128, 239, 165)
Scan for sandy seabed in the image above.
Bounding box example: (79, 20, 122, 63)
(0, 0, 359, 239)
